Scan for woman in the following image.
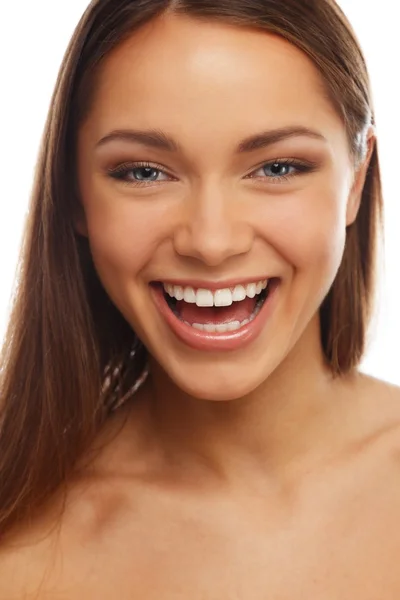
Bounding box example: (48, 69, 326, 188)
(1, 0, 399, 596)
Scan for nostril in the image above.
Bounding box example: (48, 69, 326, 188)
(172, 221, 252, 266)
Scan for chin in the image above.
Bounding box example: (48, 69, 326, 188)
(162, 358, 273, 402)
(179, 382, 254, 402)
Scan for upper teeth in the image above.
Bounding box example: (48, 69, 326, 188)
(163, 280, 268, 307)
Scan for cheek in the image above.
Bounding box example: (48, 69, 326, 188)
(79, 178, 173, 277)
(253, 182, 348, 278)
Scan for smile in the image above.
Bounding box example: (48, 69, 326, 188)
(150, 277, 279, 352)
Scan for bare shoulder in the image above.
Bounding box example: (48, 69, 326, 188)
(0, 521, 58, 599)
(0, 476, 123, 599)
(352, 372, 400, 458)
(0, 399, 154, 599)
(357, 372, 400, 415)
(362, 372, 400, 397)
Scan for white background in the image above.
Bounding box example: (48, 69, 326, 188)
(0, 1, 398, 384)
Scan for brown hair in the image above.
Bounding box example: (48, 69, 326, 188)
(0, 0, 382, 537)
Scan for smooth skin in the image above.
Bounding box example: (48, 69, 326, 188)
(2, 14, 400, 599)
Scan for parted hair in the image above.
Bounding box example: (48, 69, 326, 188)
(0, 0, 382, 538)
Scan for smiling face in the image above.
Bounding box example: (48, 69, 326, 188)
(76, 14, 365, 401)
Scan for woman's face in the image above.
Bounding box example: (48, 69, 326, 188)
(77, 14, 366, 401)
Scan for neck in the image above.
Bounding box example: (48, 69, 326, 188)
(138, 317, 360, 486)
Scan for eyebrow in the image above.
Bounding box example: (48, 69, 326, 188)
(95, 125, 327, 153)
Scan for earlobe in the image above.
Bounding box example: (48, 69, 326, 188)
(346, 128, 376, 226)
(73, 207, 89, 237)
(74, 219, 88, 237)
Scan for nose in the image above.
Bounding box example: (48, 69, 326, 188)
(173, 183, 253, 267)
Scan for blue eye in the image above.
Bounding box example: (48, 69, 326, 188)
(109, 162, 169, 185)
(130, 166, 160, 182)
(248, 159, 314, 183)
(264, 163, 294, 177)
(108, 158, 316, 187)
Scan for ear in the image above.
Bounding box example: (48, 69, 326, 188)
(346, 126, 376, 226)
(73, 205, 89, 237)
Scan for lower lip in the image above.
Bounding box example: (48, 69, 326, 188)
(150, 280, 279, 352)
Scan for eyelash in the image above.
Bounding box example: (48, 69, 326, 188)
(107, 158, 316, 187)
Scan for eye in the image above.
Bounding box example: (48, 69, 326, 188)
(107, 158, 317, 187)
(246, 159, 315, 184)
(108, 161, 172, 186)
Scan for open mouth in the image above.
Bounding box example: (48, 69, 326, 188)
(150, 277, 279, 351)
(161, 279, 271, 333)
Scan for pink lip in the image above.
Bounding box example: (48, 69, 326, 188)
(150, 279, 279, 352)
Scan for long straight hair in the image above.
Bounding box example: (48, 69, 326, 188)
(0, 0, 382, 538)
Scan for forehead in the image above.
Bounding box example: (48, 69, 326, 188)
(82, 14, 344, 150)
